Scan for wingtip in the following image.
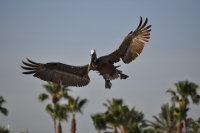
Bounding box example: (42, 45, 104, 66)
(22, 70, 37, 74)
(26, 58, 39, 65)
(22, 60, 25, 64)
(137, 16, 143, 29)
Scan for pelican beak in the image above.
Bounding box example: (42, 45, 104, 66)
(88, 55, 92, 72)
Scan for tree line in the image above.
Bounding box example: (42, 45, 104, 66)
(1, 80, 200, 133)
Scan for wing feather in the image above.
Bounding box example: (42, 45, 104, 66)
(21, 58, 90, 87)
(105, 17, 151, 64)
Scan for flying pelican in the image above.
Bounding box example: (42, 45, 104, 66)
(21, 17, 151, 89)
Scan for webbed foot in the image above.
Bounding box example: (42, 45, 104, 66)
(105, 80, 112, 89)
(120, 73, 129, 79)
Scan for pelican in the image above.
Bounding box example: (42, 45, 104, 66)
(21, 17, 151, 89)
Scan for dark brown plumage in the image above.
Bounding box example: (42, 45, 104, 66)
(21, 58, 90, 87)
(21, 17, 151, 89)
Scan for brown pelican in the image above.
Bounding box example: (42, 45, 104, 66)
(21, 17, 151, 89)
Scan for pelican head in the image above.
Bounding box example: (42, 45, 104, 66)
(88, 49, 97, 72)
(90, 49, 97, 62)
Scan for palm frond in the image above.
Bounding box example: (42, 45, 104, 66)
(0, 96, 6, 106)
(0, 107, 8, 116)
(38, 93, 49, 102)
(78, 99, 88, 113)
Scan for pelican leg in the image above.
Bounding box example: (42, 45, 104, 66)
(105, 79, 112, 89)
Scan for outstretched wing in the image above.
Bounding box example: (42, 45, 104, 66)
(21, 58, 90, 87)
(105, 17, 151, 64)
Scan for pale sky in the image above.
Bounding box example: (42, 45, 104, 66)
(0, 1, 200, 133)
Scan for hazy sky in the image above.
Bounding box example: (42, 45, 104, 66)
(0, 1, 200, 133)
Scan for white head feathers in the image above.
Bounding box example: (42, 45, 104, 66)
(90, 49, 96, 55)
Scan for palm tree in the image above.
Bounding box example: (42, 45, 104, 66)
(0, 96, 8, 116)
(38, 82, 70, 133)
(147, 103, 177, 133)
(103, 98, 146, 133)
(167, 80, 200, 132)
(46, 103, 68, 133)
(91, 98, 146, 133)
(91, 113, 107, 133)
(67, 96, 87, 133)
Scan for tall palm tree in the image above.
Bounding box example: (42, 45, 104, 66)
(67, 96, 87, 133)
(147, 103, 177, 133)
(167, 80, 200, 132)
(38, 82, 70, 133)
(46, 103, 68, 133)
(91, 113, 107, 133)
(0, 96, 8, 116)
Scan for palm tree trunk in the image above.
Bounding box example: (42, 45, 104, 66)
(57, 121, 62, 133)
(120, 127, 126, 133)
(70, 114, 76, 133)
(113, 127, 118, 133)
(52, 94, 58, 104)
(54, 118, 56, 133)
(176, 121, 181, 133)
(53, 103, 57, 133)
(183, 99, 187, 133)
(183, 119, 186, 133)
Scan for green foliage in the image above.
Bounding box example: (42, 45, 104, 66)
(55, 103, 68, 122)
(91, 113, 107, 132)
(38, 82, 70, 104)
(167, 80, 200, 106)
(143, 128, 162, 133)
(91, 98, 146, 133)
(147, 103, 177, 133)
(46, 103, 68, 121)
(191, 118, 200, 133)
(38, 93, 49, 102)
(0, 126, 9, 133)
(67, 96, 87, 115)
(125, 123, 142, 133)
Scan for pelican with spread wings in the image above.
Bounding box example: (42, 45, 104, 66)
(21, 17, 151, 89)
